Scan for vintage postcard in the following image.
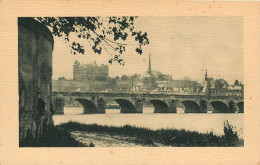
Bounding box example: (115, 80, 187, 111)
(1, 1, 260, 165)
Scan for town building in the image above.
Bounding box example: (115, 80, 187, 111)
(204, 70, 243, 96)
(153, 70, 243, 96)
(227, 80, 244, 97)
(204, 70, 229, 96)
(73, 60, 109, 81)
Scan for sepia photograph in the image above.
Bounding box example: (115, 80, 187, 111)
(19, 16, 244, 147)
(1, 1, 260, 165)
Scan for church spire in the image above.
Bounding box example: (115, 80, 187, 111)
(205, 69, 208, 81)
(148, 53, 152, 74)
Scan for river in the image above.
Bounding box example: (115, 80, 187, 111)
(53, 107, 244, 137)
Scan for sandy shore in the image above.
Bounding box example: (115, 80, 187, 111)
(70, 131, 165, 147)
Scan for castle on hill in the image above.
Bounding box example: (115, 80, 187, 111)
(73, 60, 109, 81)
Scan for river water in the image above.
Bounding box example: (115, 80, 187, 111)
(53, 107, 244, 137)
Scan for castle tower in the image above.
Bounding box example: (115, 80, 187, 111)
(73, 59, 80, 81)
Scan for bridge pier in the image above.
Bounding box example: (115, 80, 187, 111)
(199, 100, 208, 113)
(52, 98, 65, 114)
(228, 101, 238, 113)
(97, 98, 106, 113)
(135, 99, 143, 113)
(237, 102, 244, 113)
(168, 100, 177, 113)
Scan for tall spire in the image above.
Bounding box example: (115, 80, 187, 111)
(148, 53, 152, 74)
(205, 69, 208, 81)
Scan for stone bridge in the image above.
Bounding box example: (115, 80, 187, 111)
(52, 92, 244, 114)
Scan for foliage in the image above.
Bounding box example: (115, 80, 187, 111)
(20, 121, 243, 147)
(58, 121, 244, 147)
(115, 76, 120, 80)
(121, 74, 129, 81)
(89, 142, 95, 147)
(35, 17, 149, 65)
(108, 78, 118, 88)
(19, 125, 85, 147)
(95, 75, 107, 81)
(132, 73, 142, 80)
(58, 76, 67, 80)
(223, 120, 242, 146)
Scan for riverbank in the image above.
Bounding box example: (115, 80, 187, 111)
(20, 120, 243, 147)
(57, 121, 243, 147)
(70, 131, 154, 147)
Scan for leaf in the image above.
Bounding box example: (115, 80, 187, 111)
(136, 47, 143, 55)
(37, 17, 149, 64)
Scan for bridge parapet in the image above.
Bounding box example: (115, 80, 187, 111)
(52, 92, 243, 99)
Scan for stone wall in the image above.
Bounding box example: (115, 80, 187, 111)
(18, 18, 54, 143)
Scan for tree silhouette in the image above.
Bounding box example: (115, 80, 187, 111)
(34, 17, 149, 65)
(121, 75, 129, 81)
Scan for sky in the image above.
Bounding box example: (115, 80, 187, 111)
(52, 16, 243, 84)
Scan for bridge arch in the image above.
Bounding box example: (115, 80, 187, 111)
(210, 101, 229, 113)
(75, 99, 98, 114)
(150, 100, 169, 113)
(181, 100, 200, 113)
(237, 102, 244, 113)
(114, 99, 136, 113)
